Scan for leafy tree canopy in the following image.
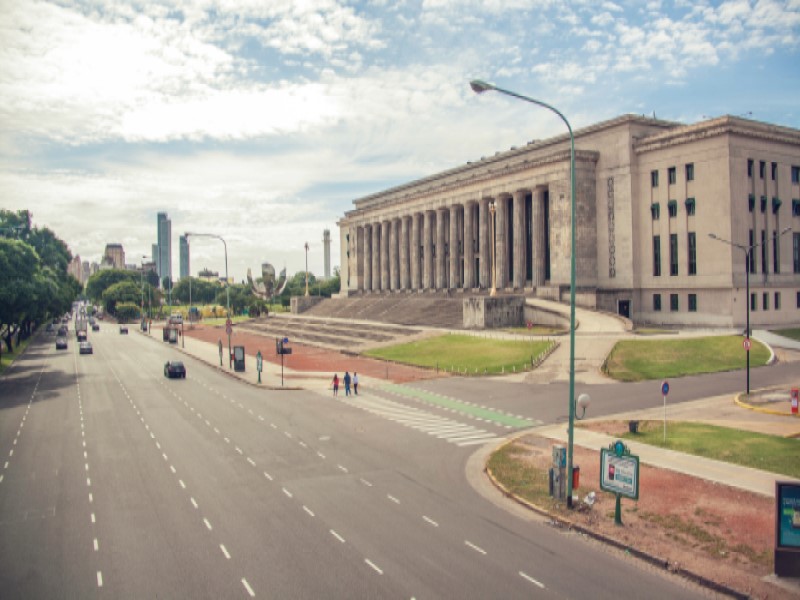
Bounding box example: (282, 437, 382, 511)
(86, 269, 140, 303)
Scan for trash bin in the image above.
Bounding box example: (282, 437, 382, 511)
(572, 466, 580, 489)
(628, 420, 639, 434)
(233, 345, 245, 372)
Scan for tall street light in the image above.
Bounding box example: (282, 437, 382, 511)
(185, 232, 231, 364)
(709, 226, 791, 395)
(471, 79, 579, 508)
(488, 200, 497, 296)
(304, 242, 310, 297)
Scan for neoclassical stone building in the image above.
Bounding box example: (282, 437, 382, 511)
(337, 114, 800, 328)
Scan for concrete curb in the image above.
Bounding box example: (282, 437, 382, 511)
(734, 392, 800, 422)
(484, 438, 748, 600)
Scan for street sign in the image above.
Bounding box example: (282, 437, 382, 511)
(661, 380, 670, 396)
(283, 337, 289, 344)
(743, 338, 752, 351)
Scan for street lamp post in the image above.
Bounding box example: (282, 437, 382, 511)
(471, 79, 579, 507)
(709, 227, 791, 395)
(185, 232, 231, 364)
(488, 201, 497, 296)
(304, 242, 310, 297)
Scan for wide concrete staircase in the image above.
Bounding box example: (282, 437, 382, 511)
(300, 294, 465, 329)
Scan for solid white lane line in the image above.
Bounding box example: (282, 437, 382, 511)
(97, 571, 103, 587)
(519, 571, 545, 588)
(220, 544, 231, 559)
(190, 497, 198, 509)
(360, 478, 373, 487)
(242, 578, 255, 597)
(330, 530, 345, 543)
(203, 518, 213, 530)
(423, 516, 439, 527)
(364, 559, 383, 575)
(465, 540, 486, 555)
(282, 488, 293, 499)
(263, 471, 273, 481)
(456, 438, 502, 447)
(387, 494, 400, 504)
(303, 505, 315, 517)
(93, 538, 99, 551)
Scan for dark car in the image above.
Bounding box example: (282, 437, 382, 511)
(119, 325, 128, 334)
(77, 331, 87, 342)
(92, 323, 100, 331)
(79, 341, 93, 355)
(164, 361, 186, 379)
(55, 337, 68, 350)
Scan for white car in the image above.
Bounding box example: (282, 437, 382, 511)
(169, 314, 183, 325)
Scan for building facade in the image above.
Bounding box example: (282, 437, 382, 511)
(179, 234, 190, 280)
(337, 114, 800, 328)
(103, 243, 125, 269)
(156, 212, 172, 287)
(322, 229, 331, 279)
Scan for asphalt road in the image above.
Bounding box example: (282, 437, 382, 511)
(0, 330, 714, 598)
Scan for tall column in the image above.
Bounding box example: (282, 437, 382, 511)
(513, 191, 526, 289)
(532, 188, 546, 288)
(410, 213, 421, 290)
(363, 224, 372, 291)
(449, 204, 461, 289)
(381, 220, 390, 291)
(496, 195, 508, 289)
(479, 198, 490, 288)
(435, 208, 447, 289)
(389, 218, 400, 290)
(371, 223, 381, 291)
(400, 216, 410, 290)
(423, 210, 434, 289)
(463, 201, 475, 289)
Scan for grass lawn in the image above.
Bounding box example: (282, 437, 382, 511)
(604, 335, 770, 381)
(364, 333, 553, 374)
(619, 421, 800, 479)
(505, 326, 566, 336)
(0, 331, 36, 374)
(769, 328, 800, 342)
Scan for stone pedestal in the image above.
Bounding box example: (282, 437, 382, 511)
(463, 295, 524, 329)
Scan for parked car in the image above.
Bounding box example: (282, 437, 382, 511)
(169, 314, 183, 325)
(92, 323, 100, 331)
(164, 361, 186, 379)
(55, 337, 68, 350)
(119, 325, 128, 334)
(79, 341, 93, 355)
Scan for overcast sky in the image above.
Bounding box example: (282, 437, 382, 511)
(2, 0, 798, 281)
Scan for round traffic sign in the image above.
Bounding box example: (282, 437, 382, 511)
(743, 338, 751, 351)
(661, 380, 669, 396)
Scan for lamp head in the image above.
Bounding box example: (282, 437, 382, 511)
(470, 80, 494, 94)
(577, 393, 591, 411)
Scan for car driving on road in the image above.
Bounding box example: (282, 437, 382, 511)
(119, 325, 128, 334)
(55, 337, 68, 350)
(79, 341, 93, 355)
(164, 361, 186, 378)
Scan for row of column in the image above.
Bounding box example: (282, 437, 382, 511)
(357, 190, 548, 293)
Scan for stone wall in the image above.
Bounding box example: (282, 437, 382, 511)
(463, 296, 525, 329)
(291, 296, 325, 314)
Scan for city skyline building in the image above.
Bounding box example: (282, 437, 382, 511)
(102, 243, 125, 269)
(179, 234, 190, 280)
(156, 212, 172, 287)
(323, 229, 331, 280)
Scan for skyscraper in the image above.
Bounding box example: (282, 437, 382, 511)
(156, 212, 172, 287)
(179, 235, 190, 280)
(323, 229, 331, 279)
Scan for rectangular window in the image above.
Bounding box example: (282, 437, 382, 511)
(668, 200, 678, 217)
(748, 159, 754, 178)
(797, 291, 800, 309)
(749, 229, 756, 273)
(775, 292, 781, 310)
(773, 197, 782, 214)
(670, 233, 678, 276)
(771, 162, 777, 181)
(760, 195, 768, 213)
(748, 194, 755, 212)
(792, 165, 800, 183)
(651, 170, 659, 187)
(685, 197, 696, 216)
(793, 199, 800, 217)
(651, 203, 660, 220)
(653, 235, 662, 276)
(759, 161, 766, 179)
(670, 294, 679, 311)
(794, 233, 800, 273)
(668, 167, 676, 184)
(761, 230, 767, 273)
(653, 293, 662, 312)
(773, 231, 780, 274)
(751, 293, 757, 311)
(686, 163, 695, 181)
(763, 292, 769, 311)
(688, 294, 697, 312)
(688, 232, 697, 275)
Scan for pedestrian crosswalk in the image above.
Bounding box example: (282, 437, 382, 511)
(337, 393, 505, 447)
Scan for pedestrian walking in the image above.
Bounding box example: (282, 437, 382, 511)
(353, 372, 359, 395)
(332, 373, 339, 396)
(343, 371, 351, 396)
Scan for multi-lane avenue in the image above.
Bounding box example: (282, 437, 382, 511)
(1, 329, 714, 598)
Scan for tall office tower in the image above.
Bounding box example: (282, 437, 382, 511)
(179, 235, 190, 280)
(103, 243, 126, 269)
(323, 229, 331, 279)
(152, 244, 159, 272)
(156, 212, 172, 287)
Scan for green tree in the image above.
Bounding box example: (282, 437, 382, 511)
(172, 277, 219, 304)
(86, 269, 139, 303)
(102, 280, 142, 315)
(114, 302, 140, 323)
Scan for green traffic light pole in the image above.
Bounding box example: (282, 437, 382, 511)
(185, 232, 231, 366)
(470, 79, 579, 508)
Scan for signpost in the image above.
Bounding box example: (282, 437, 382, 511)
(276, 337, 291, 387)
(661, 380, 670, 443)
(256, 351, 263, 384)
(226, 318, 233, 368)
(791, 388, 798, 416)
(218, 339, 223, 367)
(743, 337, 751, 351)
(600, 440, 640, 525)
